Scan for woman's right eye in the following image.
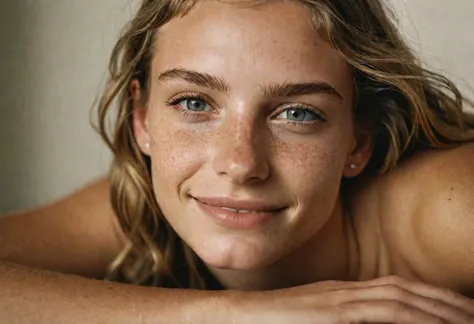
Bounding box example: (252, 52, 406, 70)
(177, 98, 211, 112)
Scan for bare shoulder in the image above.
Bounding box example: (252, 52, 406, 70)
(378, 143, 474, 295)
(0, 177, 126, 278)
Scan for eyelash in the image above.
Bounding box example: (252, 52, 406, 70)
(164, 93, 327, 127)
(165, 92, 212, 117)
(277, 104, 327, 123)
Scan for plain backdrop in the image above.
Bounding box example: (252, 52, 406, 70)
(1, 0, 473, 213)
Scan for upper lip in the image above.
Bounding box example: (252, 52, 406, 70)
(192, 196, 286, 211)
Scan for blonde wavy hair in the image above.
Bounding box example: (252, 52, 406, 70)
(95, 0, 474, 289)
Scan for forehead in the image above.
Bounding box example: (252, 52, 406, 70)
(152, 0, 352, 98)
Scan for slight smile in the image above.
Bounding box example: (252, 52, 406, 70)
(191, 196, 287, 230)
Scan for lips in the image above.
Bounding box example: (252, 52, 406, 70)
(192, 196, 286, 212)
(219, 207, 264, 213)
(191, 195, 287, 230)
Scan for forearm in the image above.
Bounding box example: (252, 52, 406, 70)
(0, 261, 234, 324)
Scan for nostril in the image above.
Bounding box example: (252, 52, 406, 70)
(212, 150, 270, 185)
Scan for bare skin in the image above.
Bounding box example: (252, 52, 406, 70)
(1, 1, 473, 323)
(134, 0, 368, 291)
(1, 145, 473, 323)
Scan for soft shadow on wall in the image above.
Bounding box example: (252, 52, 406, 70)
(0, 0, 133, 213)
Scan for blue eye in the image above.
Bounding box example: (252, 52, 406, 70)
(178, 98, 210, 112)
(277, 108, 322, 122)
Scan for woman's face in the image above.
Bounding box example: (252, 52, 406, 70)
(135, 0, 363, 270)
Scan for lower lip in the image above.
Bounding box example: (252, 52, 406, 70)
(194, 199, 283, 230)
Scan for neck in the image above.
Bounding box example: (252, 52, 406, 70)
(207, 196, 359, 291)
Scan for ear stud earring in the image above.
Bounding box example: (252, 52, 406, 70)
(350, 163, 357, 169)
(144, 142, 150, 150)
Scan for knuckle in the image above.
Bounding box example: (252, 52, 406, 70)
(440, 286, 457, 299)
(383, 275, 405, 285)
(314, 280, 343, 291)
(381, 285, 408, 300)
(424, 297, 443, 309)
(327, 289, 348, 303)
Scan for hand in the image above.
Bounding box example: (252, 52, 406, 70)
(234, 276, 474, 323)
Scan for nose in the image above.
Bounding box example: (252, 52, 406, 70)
(211, 116, 270, 185)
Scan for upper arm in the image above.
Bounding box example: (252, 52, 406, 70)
(391, 144, 474, 296)
(0, 177, 127, 279)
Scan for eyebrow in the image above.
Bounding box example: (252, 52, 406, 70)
(157, 68, 230, 93)
(262, 82, 342, 100)
(157, 68, 343, 100)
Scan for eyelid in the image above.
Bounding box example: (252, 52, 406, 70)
(273, 103, 327, 121)
(165, 92, 213, 107)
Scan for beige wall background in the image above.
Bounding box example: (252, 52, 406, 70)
(0, 0, 473, 213)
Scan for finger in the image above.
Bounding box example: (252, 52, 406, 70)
(335, 276, 474, 316)
(338, 300, 450, 324)
(329, 284, 473, 324)
(365, 276, 474, 316)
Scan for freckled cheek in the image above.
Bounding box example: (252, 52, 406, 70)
(148, 122, 208, 188)
(277, 140, 346, 205)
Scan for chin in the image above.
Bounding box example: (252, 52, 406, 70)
(191, 235, 281, 270)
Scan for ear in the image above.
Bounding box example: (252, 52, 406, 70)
(343, 132, 373, 178)
(131, 79, 151, 155)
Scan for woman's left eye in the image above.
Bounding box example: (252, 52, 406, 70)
(276, 107, 324, 122)
(178, 98, 211, 112)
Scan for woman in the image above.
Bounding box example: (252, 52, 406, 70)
(1, 0, 474, 323)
